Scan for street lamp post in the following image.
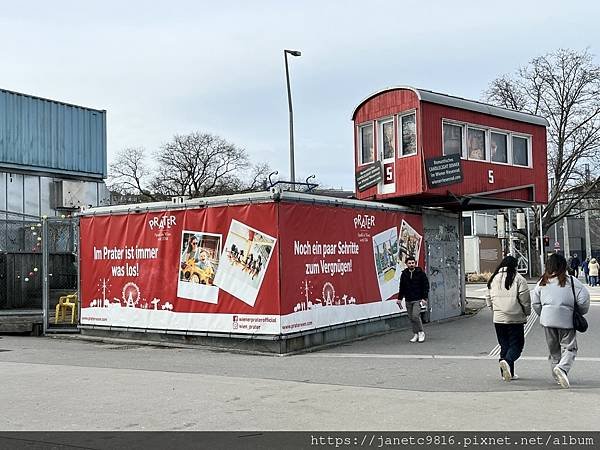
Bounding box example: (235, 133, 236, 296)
(284, 49, 301, 190)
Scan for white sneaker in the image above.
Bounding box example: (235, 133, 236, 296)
(553, 366, 570, 388)
(511, 374, 520, 380)
(499, 360, 511, 382)
(418, 331, 425, 342)
(409, 334, 418, 343)
(552, 371, 561, 385)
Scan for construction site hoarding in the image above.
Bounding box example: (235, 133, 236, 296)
(79, 193, 423, 336)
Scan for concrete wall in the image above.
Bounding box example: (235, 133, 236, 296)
(423, 210, 464, 321)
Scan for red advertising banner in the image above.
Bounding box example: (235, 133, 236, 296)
(79, 200, 424, 336)
(278, 202, 423, 333)
(80, 204, 281, 334)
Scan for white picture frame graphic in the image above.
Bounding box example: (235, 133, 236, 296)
(372, 226, 400, 301)
(214, 220, 277, 307)
(399, 220, 423, 269)
(176, 230, 221, 304)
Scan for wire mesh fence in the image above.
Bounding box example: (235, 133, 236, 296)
(0, 219, 43, 310)
(45, 219, 79, 330)
(0, 217, 79, 331)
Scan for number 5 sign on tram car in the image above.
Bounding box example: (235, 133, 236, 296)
(383, 162, 394, 185)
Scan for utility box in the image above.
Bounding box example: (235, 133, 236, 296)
(464, 236, 503, 274)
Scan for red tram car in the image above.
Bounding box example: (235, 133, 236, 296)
(352, 87, 548, 209)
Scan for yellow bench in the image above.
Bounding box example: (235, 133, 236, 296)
(55, 293, 78, 324)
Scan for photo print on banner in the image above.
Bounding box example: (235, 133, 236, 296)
(372, 227, 401, 300)
(177, 230, 221, 303)
(214, 219, 276, 307)
(399, 220, 423, 269)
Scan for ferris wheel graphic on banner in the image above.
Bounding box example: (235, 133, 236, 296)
(322, 282, 335, 306)
(121, 282, 140, 307)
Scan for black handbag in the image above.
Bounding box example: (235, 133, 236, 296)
(570, 276, 588, 333)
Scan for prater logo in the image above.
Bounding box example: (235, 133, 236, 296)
(353, 214, 375, 229)
(148, 215, 177, 230)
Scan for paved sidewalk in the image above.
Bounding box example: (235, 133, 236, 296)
(0, 301, 599, 431)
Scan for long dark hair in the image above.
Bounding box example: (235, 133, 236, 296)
(539, 253, 568, 287)
(185, 235, 198, 255)
(487, 255, 518, 290)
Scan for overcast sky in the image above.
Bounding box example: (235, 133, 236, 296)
(2, 0, 599, 190)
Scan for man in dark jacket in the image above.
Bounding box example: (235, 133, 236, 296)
(570, 254, 581, 278)
(397, 256, 429, 342)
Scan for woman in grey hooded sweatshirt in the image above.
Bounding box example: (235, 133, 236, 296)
(531, 254, 590, 388)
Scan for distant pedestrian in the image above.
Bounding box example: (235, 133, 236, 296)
(588, 258, 599, 287)
(397, 256, 429, 343)
(581, 257, 590, 284)
(486, 256, 531, 381)
(531, 254, 590, 388)
(569, 254, 581, 278)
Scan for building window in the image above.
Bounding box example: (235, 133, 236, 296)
(400, 112, 417, 156)
(463, 216, 473, 236)
(442, 119, 533, 167)
(359, 123, 374, 165)
(512, 136, 529, 166)
(467, 127, 486, 160)
(379, 119, 395, 160)
(443, 123, 463, 156)
(490, 132, 508, 163)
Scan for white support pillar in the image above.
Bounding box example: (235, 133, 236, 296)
(584, 209, 592, 260)
(554, 201, 560, 254)
(563, 214, 570, 258)
(508, 209, 515, 256)
(539, 205, 545, 274)
(526, 208, 532, 277)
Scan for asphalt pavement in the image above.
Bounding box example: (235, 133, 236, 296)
(0, 284, 599, 432)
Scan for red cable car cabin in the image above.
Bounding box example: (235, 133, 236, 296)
(352, 87, 548, 209)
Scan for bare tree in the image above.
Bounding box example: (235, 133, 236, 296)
(153, 132, 249, 197)
(107, 133, 272, 202)
(485, 48, 600, 273)
(245, 162, 272, 191)
(107, 147, 158, 201)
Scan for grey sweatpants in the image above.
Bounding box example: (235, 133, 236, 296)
(406, 301, 423, 333)
(543, 327, 577, 374)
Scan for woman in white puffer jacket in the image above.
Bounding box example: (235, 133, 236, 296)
(486, 255, 531, 382)
(588, 258, 599, 287)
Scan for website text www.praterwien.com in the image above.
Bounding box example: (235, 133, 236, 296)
(281, 321, 313, 331)
(308, 433, 596, 448)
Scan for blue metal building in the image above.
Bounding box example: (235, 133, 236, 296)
(0, 87, 109, 330)
(0, 88, 109, 219)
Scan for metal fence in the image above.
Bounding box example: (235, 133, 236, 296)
(0, 217, 79, 332)
(0, 219, 44, 310)
(43, 218, 79, 332)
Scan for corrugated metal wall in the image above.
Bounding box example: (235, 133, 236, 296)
(0, 89, 106, 178)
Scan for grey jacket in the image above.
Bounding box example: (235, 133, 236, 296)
(531, 276, 590, 329)
(486, 269, 531, 324)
